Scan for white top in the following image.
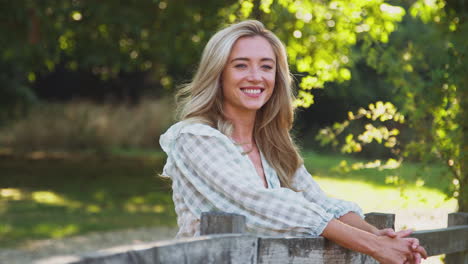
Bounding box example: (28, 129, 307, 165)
(159, 121, 363, 238)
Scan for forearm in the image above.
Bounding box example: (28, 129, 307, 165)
(321, 218, 379, 256)
(321, 218, 421, 263)
(338, 212, 379, 235)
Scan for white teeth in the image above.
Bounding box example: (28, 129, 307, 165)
(243, 89, 261, 94)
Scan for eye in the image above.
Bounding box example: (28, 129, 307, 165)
(262, 65, 273, 70)
(234, 64, 247, 69)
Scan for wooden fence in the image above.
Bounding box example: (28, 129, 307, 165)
(42, 212, 468, 264)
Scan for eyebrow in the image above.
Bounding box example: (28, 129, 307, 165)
(230, 57, 275, 63)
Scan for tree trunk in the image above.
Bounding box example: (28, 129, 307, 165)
(28, 8, 40, 44)
(458, 85, 468, 212)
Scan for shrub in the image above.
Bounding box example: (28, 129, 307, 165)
(0, 98, 174, 153)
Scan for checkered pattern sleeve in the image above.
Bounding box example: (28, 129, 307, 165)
(171, 132, 335, 237)
(292, 165, 364, 219)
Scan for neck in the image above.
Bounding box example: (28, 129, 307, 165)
(224, 109, 256, 144)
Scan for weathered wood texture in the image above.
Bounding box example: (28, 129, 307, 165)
(445, 212, 468, 264)
(412, 226, 468, 256)
(48, 235, 258, 264)
(229, 212, 391, 264)
(43, 212, 468, 264)
(364, 212, 395, 230)
(257, 237, 378, 264)
(200, 212, 246, 235)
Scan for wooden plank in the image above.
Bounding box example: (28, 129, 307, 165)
(448, 212, 468, 226)
(446, 212, 468, 264)
(365, 212, 395, 230)
(151, 234, 257, 264)
(257, 237, 378, 264)
(200, 212, 246, 235)
(412, 225, 468, 256)
(45, 234, 258, 264)
(39, 211, 468, 264)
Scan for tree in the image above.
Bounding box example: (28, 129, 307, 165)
(5, 0, 465, 210)
(222, 0, 405, 108)
(374, 0, 468, 211)
(315, 0, 468, 211)
(223, 0, 468, 211)
(0, 0, 230, 119)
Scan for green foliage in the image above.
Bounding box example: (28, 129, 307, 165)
(2, 0, 466, 210)
(0, 0, 229, 116)
(0, 152, 454, 246)
(316, 0, 468, 211)
(224, 0, 405, 107)
(316, 101, 404, 170)
(0, 0, 406, 111)
(361, 0, 467, 211)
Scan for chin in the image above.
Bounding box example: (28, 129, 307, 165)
(244, 104, 266, 112)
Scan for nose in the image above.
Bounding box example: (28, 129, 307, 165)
(246, 68, 262, 83)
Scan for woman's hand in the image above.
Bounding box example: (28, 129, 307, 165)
(375, 228, 412, 238)
(375, 228, 428, 263)
(321, 219, 428, 264)
(371, 235, 421, 264)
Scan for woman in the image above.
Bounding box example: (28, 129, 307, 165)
(160, 20, 427, 264)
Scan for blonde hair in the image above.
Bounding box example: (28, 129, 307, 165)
(176, 20, 302, 189)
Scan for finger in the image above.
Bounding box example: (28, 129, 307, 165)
(413, 252, 421, 264)
(379, 228, 397, 237)
(402, 237, 419, 249)
(406, 249, 415, 262)
(396, 229, 413, 238)
(415, 245, 428, 259)
(410, 238, 420, 249)
(402, 237, 419, 250)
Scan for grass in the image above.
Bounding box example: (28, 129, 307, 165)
(302, 151, 456, 212)
(0, 154, 176, 248)
(0, 150, 456, 248)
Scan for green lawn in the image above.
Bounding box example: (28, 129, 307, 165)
(0, 150, 456, 248)
(0, 154, 176, 247)
(302, 151, 456, 212)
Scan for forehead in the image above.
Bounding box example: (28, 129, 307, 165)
(229, 36, 275, 60)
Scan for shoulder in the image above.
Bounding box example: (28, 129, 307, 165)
(159, 120, 228, 153)
(291, 164, 310, 183)
(164, 120, 225, 138)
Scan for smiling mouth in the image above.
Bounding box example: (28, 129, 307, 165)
(240, 88, 264, 95)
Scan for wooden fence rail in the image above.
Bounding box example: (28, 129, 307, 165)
(42, 212, 468, 264)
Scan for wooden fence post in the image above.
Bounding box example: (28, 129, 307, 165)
(200, 212, 246, 235)
(365, 212, 395, 230)
(446, 212, 468, 264)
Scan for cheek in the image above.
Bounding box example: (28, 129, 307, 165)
(222, 70, 242, 87)
(265, 73, 276, 101)
(267, 73, 276, 90)
(221, 71, 232, 92)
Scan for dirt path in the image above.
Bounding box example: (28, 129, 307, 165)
(0, 227, 178, 264)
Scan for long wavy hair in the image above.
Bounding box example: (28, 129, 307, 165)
(176, 20, 302, 189)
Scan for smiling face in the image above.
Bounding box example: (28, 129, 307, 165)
(221, 36, 276, 118)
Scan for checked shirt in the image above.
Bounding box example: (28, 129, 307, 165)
(159, 121, 363, 238)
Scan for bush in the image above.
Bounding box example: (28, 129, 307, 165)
(0, 98, 174, 153)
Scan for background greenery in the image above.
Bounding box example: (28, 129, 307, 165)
(0, 151, 454, 247)
(0, 0, 466, 253)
